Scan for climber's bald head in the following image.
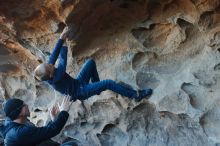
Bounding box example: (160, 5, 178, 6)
(34, 63, 55, 81)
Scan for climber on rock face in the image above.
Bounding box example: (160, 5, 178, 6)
(0, 96, 72, 146)
(34, 27, 153, 102)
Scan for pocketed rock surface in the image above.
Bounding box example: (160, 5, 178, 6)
(0, 0, 220, 145)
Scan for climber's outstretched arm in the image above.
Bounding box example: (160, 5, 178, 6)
(53, 46, 68, 83)
(48, 27, 69, 65)
(47, 39, 64, 65)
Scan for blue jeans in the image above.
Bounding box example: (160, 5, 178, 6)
(76, 59, 137, 100)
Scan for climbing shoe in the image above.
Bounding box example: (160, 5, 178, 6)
(135, 88, 153, 102)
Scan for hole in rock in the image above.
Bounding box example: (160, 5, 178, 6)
(181, 83, 200, 109)
(178, 113, 188, 119)
(199, 11, 214, 22)
(132, 102, 155, 115)
(56, 22, 66, 33)
(198, 11, 214, 29)
(199, 114, 206, 128)
(136, 72, 160, 89)
(214, 63, 220, 71)
(34, 108, 42, 112)
(80, 121, 87, 126)
(131, 27, 148, 39)
(102, 124, 115, 133)
(37, 59, 43, 63)
(132, 51, 157, 71)
(177, 18, 193, 28)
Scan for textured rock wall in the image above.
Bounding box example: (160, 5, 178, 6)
(1, 0, 220, 145)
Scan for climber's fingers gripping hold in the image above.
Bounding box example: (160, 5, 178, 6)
(60, 26, 70, 40)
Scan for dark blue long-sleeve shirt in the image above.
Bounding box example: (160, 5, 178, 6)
(47, 39, 80, 101)
(0, 111, 69, 146)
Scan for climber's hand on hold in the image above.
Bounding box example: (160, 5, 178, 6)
(58, 95, 73, 112)
(60, 26, 69, 41)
